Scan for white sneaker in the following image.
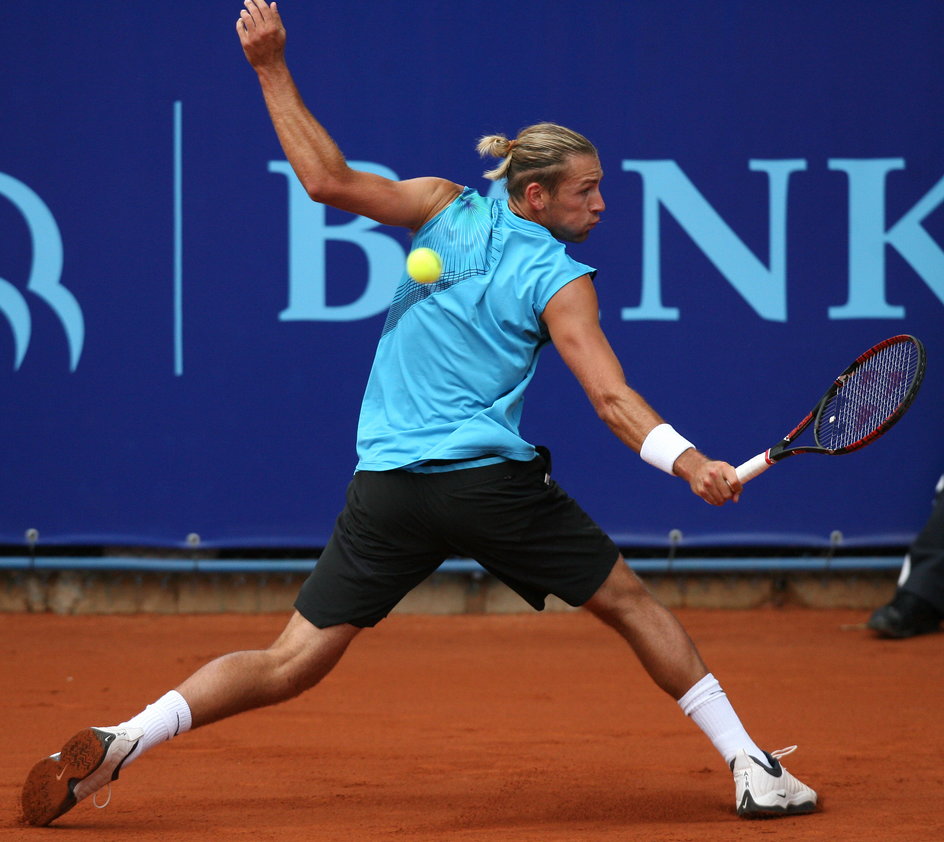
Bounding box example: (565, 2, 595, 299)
(21, 726, 144, 826)
(732, 745, 818, 817)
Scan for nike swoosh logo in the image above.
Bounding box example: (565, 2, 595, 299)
(173, 713, 181, 737)
(55, 766, 67, 781)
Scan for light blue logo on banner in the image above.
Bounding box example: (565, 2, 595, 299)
(828, 159, 944, 318)
(266, 158, 943, 325)
(621, 158, 944, 321)
(621, 159, 807, 321)
(0, 173, 84, 370)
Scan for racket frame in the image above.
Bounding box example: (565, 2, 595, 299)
(736, 334, 926, 482)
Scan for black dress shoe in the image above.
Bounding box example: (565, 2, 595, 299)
(867, 590, 942, 638)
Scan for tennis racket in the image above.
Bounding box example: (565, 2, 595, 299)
(736, 334, 926, 484)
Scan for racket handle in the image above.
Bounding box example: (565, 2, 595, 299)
(736, 451, 773, 484)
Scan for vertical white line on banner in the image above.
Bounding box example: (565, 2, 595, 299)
(173, 100, 184, 376)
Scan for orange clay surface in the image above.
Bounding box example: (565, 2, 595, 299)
(2, 608, 943, 841)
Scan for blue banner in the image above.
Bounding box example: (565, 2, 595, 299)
(3, 1, 942, 549)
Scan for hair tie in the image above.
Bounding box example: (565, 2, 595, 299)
(506, 139, 518, 156)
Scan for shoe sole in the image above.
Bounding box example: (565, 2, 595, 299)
(21, 729, 111, 827)
(867, 619, 940, 639)
(737, 790, 817, 818)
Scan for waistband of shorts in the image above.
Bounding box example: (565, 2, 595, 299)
(404, 455, 509, 474)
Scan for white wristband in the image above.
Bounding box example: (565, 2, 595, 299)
(640, 424, 695, 475)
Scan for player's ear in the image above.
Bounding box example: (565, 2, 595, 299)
(522, 181, 546, 211)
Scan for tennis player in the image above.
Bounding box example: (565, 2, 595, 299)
(21, 0, 817, 826)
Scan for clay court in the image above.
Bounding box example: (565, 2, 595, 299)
(2, 604, 942, 841)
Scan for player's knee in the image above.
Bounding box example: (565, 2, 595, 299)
(275, 658, 322, 699)
(584, 558, 650, 622)
(258, 649, 330, 701)
(266, 621, 360, 699)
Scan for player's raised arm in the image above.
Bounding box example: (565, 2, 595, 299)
(236, 1, 461, 230)
(542, 275, 741, 506)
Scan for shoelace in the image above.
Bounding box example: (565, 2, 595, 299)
(92, 784, 112, 810)
(769, 745, 798, 761)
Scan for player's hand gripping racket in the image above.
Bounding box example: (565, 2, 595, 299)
(736, 334, 926, 484)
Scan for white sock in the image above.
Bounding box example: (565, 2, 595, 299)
(678, 673, 765, 766)
(118, 690, 193, 766)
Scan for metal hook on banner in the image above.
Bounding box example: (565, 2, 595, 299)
(667, 529, 683, 573)
(186, 533, 202, 572)
(25, 528, 39, 570)
(824, 530, 843, 574)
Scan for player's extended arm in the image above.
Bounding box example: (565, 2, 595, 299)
(236, 1, 460, 230)
(542, 276, 740, 505)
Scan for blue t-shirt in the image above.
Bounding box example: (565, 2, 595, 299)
(355, 187, 594, 471)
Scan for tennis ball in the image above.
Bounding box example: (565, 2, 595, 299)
(406, 247, 442, 284)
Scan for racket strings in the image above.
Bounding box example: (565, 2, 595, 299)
(816, 340, 922, 450)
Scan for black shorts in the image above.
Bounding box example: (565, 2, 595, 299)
(294, 454, 619, 628)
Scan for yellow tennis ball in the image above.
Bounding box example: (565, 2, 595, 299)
(406, 247, 442, 284)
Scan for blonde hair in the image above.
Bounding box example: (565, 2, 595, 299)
(476, 123, 598, 200)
